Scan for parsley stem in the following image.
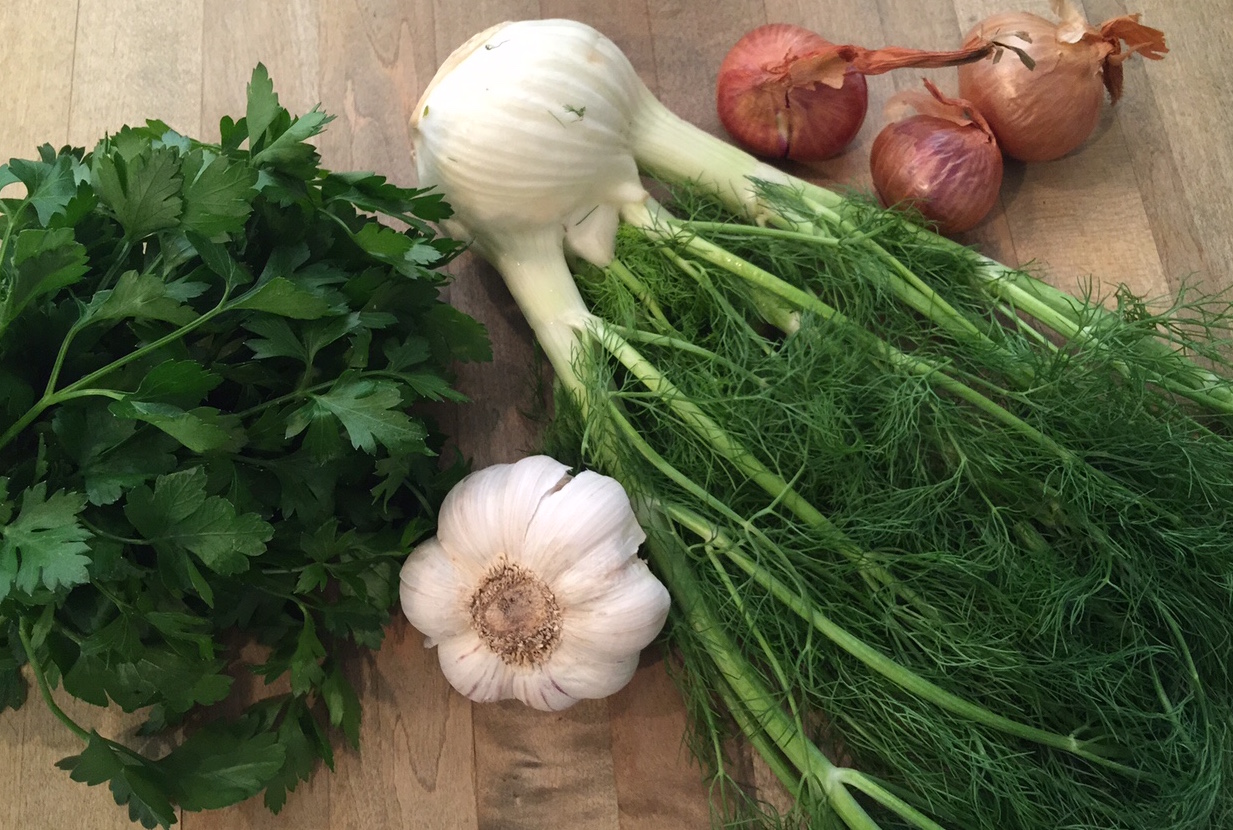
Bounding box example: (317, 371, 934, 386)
(44, 321, 82, 398)
(0, 290, 238, 455)
(0, 388, 124, 454)
(79, 517, 148, 547)
(0, 201, 24, 261)
(0, 397, 55, 455)
(98, 240, 134, 291)
(52, 388, 124, 403)
(233, 378, 336, 420)
(234, 368, 437, 422)
(25, 240, 132, 396)
(17, 618, 91, 743)
(60, 296, 231, 396)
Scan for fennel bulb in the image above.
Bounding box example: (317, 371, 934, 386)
(411, 17, 1233, 830)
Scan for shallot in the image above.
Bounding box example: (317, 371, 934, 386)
(717, 24, 868, 162)
(870, 79, 1002, 235)
(717, 23, 1005, 162)
(957, 0, 1167, 162)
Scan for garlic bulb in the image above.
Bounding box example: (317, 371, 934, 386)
(399, 455, 671, 711)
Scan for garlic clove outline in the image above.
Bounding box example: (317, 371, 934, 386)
(435, 454, 572, 572)
(519, 469, 647, 584)
(560, 561, 675, 659)
(435, 629, 517, 703)
(545, 640, 642, 701)
(510, 666, 579, 712)
(398, 537, 474, 644)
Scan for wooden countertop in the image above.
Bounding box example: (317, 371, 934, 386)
(1, 1, 1229, 828)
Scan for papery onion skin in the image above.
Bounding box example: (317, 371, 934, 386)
(958, 11, 1106, 162)
(717, 23, 868, 162)
(958, 5, 1165, 163)
(871, 114, 1003, 235)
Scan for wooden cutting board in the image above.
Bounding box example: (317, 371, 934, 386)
(0, 1, 1228, 827)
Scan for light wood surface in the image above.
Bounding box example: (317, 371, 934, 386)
(1, 1, 1229, 827)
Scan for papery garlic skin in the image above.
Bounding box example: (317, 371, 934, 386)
(399, 455, 671, 711)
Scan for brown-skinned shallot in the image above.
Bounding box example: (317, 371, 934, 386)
(957, 0, 1167, 162)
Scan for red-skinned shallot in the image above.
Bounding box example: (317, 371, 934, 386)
(870, 80, 1002, 235)
(717, 25, 867, 162)
(957, 0, 1167, 162)
(716, 23, 1005, 162)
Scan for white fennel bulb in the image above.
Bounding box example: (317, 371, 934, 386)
(410, 18, 798, 393)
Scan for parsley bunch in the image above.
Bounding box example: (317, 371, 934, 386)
(0, 66, 488, 827)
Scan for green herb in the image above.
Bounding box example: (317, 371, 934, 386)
(541, 184, 1233, 829)
(0, 64, 487, 826)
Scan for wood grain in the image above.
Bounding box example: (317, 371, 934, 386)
(68, 0, 205, 146)
(0, 0, 77, 158)
(201, 0, 321, 141)
(0, 3, 82, 817)
(609, 653, 713, 830)
(1107, 0, 1233, 294)
(0, 1, 1230, 828)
